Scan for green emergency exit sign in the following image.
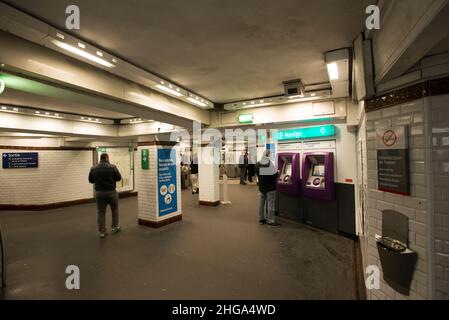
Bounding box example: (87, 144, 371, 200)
(274, 125, 335, 141)
(141, 149, 150, 170)
(238, 114, 253, 124)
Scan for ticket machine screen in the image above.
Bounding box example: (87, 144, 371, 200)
(307, 162, 325, 189)
(312, 164, 325, 177)
(279, 161, 292, 184)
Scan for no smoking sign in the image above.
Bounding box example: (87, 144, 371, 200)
(376, 126, 408, 150)
(382, 130, 397, 147)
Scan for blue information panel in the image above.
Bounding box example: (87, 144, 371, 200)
(267, 143, 276, 162)
(2, 153, 39, 169)
(157, 149, 178, 217)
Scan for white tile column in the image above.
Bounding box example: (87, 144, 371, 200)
(137, 141, 182, 227)
(198, 142, 220, 206)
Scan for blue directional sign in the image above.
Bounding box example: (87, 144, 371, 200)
(2, 153, 39, 169)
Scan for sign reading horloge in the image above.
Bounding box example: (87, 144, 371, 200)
(2, 152, 39, 169)
(376, 126, 410, 196)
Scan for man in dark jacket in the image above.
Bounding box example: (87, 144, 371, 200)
(239, 150, 249, 185)
(89, 153, 122, 238)
(256, 150, 280, 227)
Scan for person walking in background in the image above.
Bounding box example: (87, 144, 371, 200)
(247, 153, 256, 183)
(239, 149, 249, 185)
(88, 153, 122, 239)
(190, 154, 199, 194)
(256, 150, 280, 227)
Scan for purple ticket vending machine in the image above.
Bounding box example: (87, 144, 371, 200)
(302, 152, 335, 201)
(276, 153, 301, 195)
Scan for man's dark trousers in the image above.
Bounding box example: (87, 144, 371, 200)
(95, 191, 119, 233)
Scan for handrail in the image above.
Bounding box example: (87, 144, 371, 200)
(0, 219, 6, 288)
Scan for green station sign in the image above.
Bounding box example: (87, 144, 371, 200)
(273, 125, 336, 141)
(238, 114, 254, 124)
(141, 149, 150, 170)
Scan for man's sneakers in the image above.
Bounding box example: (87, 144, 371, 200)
(267, 222, 281, 227)
(112, 226, 122, 234)
(259, 220, 280, 227)
(99, 226, 121, 239)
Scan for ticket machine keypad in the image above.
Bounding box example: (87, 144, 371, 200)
(306, 176, 325, 189)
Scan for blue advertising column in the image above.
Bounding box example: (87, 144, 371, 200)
(137, 141, 182, 228)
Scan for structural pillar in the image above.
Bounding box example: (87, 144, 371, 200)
(198, 142, 220, 206)
(137, 141, 182, 228)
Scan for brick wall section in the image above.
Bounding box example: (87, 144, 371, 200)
(365, 99, 430, 300)
(0, 149, 93, 205)
(199, 145, 220, 203)
(136, 145, 181, 223)
(430, 94, 449, 299)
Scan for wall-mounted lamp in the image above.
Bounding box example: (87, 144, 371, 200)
(325, 48, 350, 98)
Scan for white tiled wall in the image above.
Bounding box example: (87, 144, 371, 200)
(0, 148, 94, 205)
(364, 99, 430, 300)
(429, 94, 449, 299)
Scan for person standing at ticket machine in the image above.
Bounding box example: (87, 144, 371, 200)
(256, 150, 280, 227)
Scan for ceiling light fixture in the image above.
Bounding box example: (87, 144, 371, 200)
(51, 39, 115, 68)
(155, 84, 183, 97)
(187, 97, 207, 107)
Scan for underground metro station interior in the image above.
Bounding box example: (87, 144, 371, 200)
(1, 0, 449, 305)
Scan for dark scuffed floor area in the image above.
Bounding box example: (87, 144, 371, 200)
(0, 184, 354, 299)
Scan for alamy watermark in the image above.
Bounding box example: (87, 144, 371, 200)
(65, 5, 80, 30)
(65, 265, 80, 290)
(366, 5, 380, 30)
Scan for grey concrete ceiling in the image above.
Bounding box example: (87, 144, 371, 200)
(0, 88, 134, 119)
(5, 0, 371, 103)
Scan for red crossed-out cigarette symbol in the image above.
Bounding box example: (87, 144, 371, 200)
(383, 130, 397, 147)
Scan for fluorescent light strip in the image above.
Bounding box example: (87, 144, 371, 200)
(327, 62, 339, 80)
(155, 84, 183, 97)
(187, 97, 207, 107)
(51, 39, 115, 68)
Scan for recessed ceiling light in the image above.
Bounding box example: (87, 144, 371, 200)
(96, 51, 103, 57)
(78, 42, 85, 49)
(81, 117, 84, 120)
(311, 93, 316, 97)
(187, 97, 208, 107)
(155, 84, 183, 97)
(51, 40, 115, 68)
(55, 113, 59, 116)
(56, 33, 65, 40)
(13, 108, 19, 111)
(1, 106, 6, 110)
(35, 111, 40, 114)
